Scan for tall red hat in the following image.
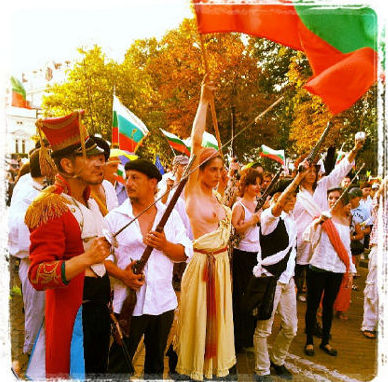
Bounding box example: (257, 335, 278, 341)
(36, 110, 103, 158)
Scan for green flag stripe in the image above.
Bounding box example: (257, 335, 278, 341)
(294, 5, 377, 53)
(10, 77, 26, 99)
(112, 111, 118, 128)
(118, 115, 145, 142)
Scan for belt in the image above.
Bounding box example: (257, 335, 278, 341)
(195, 246, 228, 255)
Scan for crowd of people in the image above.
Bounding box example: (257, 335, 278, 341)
(7, 78, 385, 381)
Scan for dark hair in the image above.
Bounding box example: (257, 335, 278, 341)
(53, 153, 76, 173)
(327, 187, 349, 206)
(15, 162, 30, 184)
(239, 168, 263, 197)
(30, 149, 42, 178)
(327, 187, 343, 196)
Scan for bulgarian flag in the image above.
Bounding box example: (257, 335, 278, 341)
(184, 131, 219, 150)
(112, 95, 149, 152)
(260, 144, 285, 165)
(193, 0, 378, 115)
(114, 163, 126, 185)
(161, 129, 191, 156)
(10, 77, 30, 108)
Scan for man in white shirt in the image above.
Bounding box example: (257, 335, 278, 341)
(105, 159, 193, 379)
(253, 169, 307, 381)
(8, 149, 46, 356)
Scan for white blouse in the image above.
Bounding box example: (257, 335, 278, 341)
(308, 221, 356, 274)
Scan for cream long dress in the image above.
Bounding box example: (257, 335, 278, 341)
(175, 205, 236, 381)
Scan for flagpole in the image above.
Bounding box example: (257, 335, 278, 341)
(198, 34, 223, 157)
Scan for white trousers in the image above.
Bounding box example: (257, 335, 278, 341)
(18, 258, 45, 354)
(254, 278, 297, 376)
(361, 246, 378, 332)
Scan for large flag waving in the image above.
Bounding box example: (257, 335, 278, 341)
(193, 0, 378, 114)
(10, 77, 31, 109)
(112, 96, 149, 152)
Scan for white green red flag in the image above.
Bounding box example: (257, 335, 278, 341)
(260, 144, 285, 166)
(10, 77, 31, 109)
(184, 131, 219, 151)
(161, 129, 190, 156)
(112, 95, 149, 152)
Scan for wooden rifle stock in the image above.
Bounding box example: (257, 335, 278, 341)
(298, 121, 332, 173)
(117, 156, 195, 339)
(254, 168, 282, 225)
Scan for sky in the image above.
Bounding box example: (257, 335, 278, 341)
(1, 0, 193, 77)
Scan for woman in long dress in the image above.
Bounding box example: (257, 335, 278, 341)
(174, 78, 236, 381)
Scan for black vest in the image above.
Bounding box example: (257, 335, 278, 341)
(259, 218, 291, 279)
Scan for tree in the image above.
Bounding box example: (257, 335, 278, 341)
(42, 46, 119, 137)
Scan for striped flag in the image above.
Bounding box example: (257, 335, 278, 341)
(10, 77, 31, 109)
(260, 144, 285, 166)
(184, 131, 219, 151)
(114, 163, 126, 185)
(112, 96, 149, 152)
(161, 129, 190, 156)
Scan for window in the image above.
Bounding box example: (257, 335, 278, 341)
(15, 139, 19, 153)
(22, 140, 26, 154)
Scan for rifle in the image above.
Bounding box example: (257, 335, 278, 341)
(116, 156, 196, 339)
(298, 121, 332, 172)
(254, 168, 282, 218)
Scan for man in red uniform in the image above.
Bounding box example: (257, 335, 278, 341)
(25, 111, 112, 379)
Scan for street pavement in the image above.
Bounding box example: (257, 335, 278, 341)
(9, 261, 377, 381)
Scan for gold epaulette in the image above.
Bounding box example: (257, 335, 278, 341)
(25, 186, 72, 230)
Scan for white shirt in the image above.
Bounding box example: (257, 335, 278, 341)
(102, 180, 119, 212)
(105, 199, 193, 316)
(8, 179, 43, 259)
(10, 173, 33, 208)
(293, 155, 354, 264)
(259, 208, 296, 284)
(309, 221, 356, 274)
(233, 201, 261, 253)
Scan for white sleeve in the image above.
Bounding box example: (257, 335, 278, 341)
(260, 207, 280, 236)
(318, 155, 354, 190)
(103, 180, 119, 211)
(104, 212, 117, 263)
(8, 200, 31, 256)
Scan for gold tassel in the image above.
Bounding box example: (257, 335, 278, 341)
(25, 186, 72, 230)
(36, 124, 57, 181)
(78, 111, 87, 159)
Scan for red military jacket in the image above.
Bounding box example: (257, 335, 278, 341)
(26, 175, 90, 377)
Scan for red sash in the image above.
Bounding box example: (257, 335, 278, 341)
(321, 219, 350, 286)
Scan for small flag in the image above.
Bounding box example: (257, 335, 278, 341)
(260, 145, 285, 166)
(161, 129, 191, 156)
(155, 155, 165, 175)
(114, 163, 126, 185)
(112, 96, 149, 152)
(10, 77, 31, 109)
(184, 131, 219, 151)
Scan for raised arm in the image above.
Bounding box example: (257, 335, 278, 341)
(272, 171, 307, 217)
(185, 76, 216, 198)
